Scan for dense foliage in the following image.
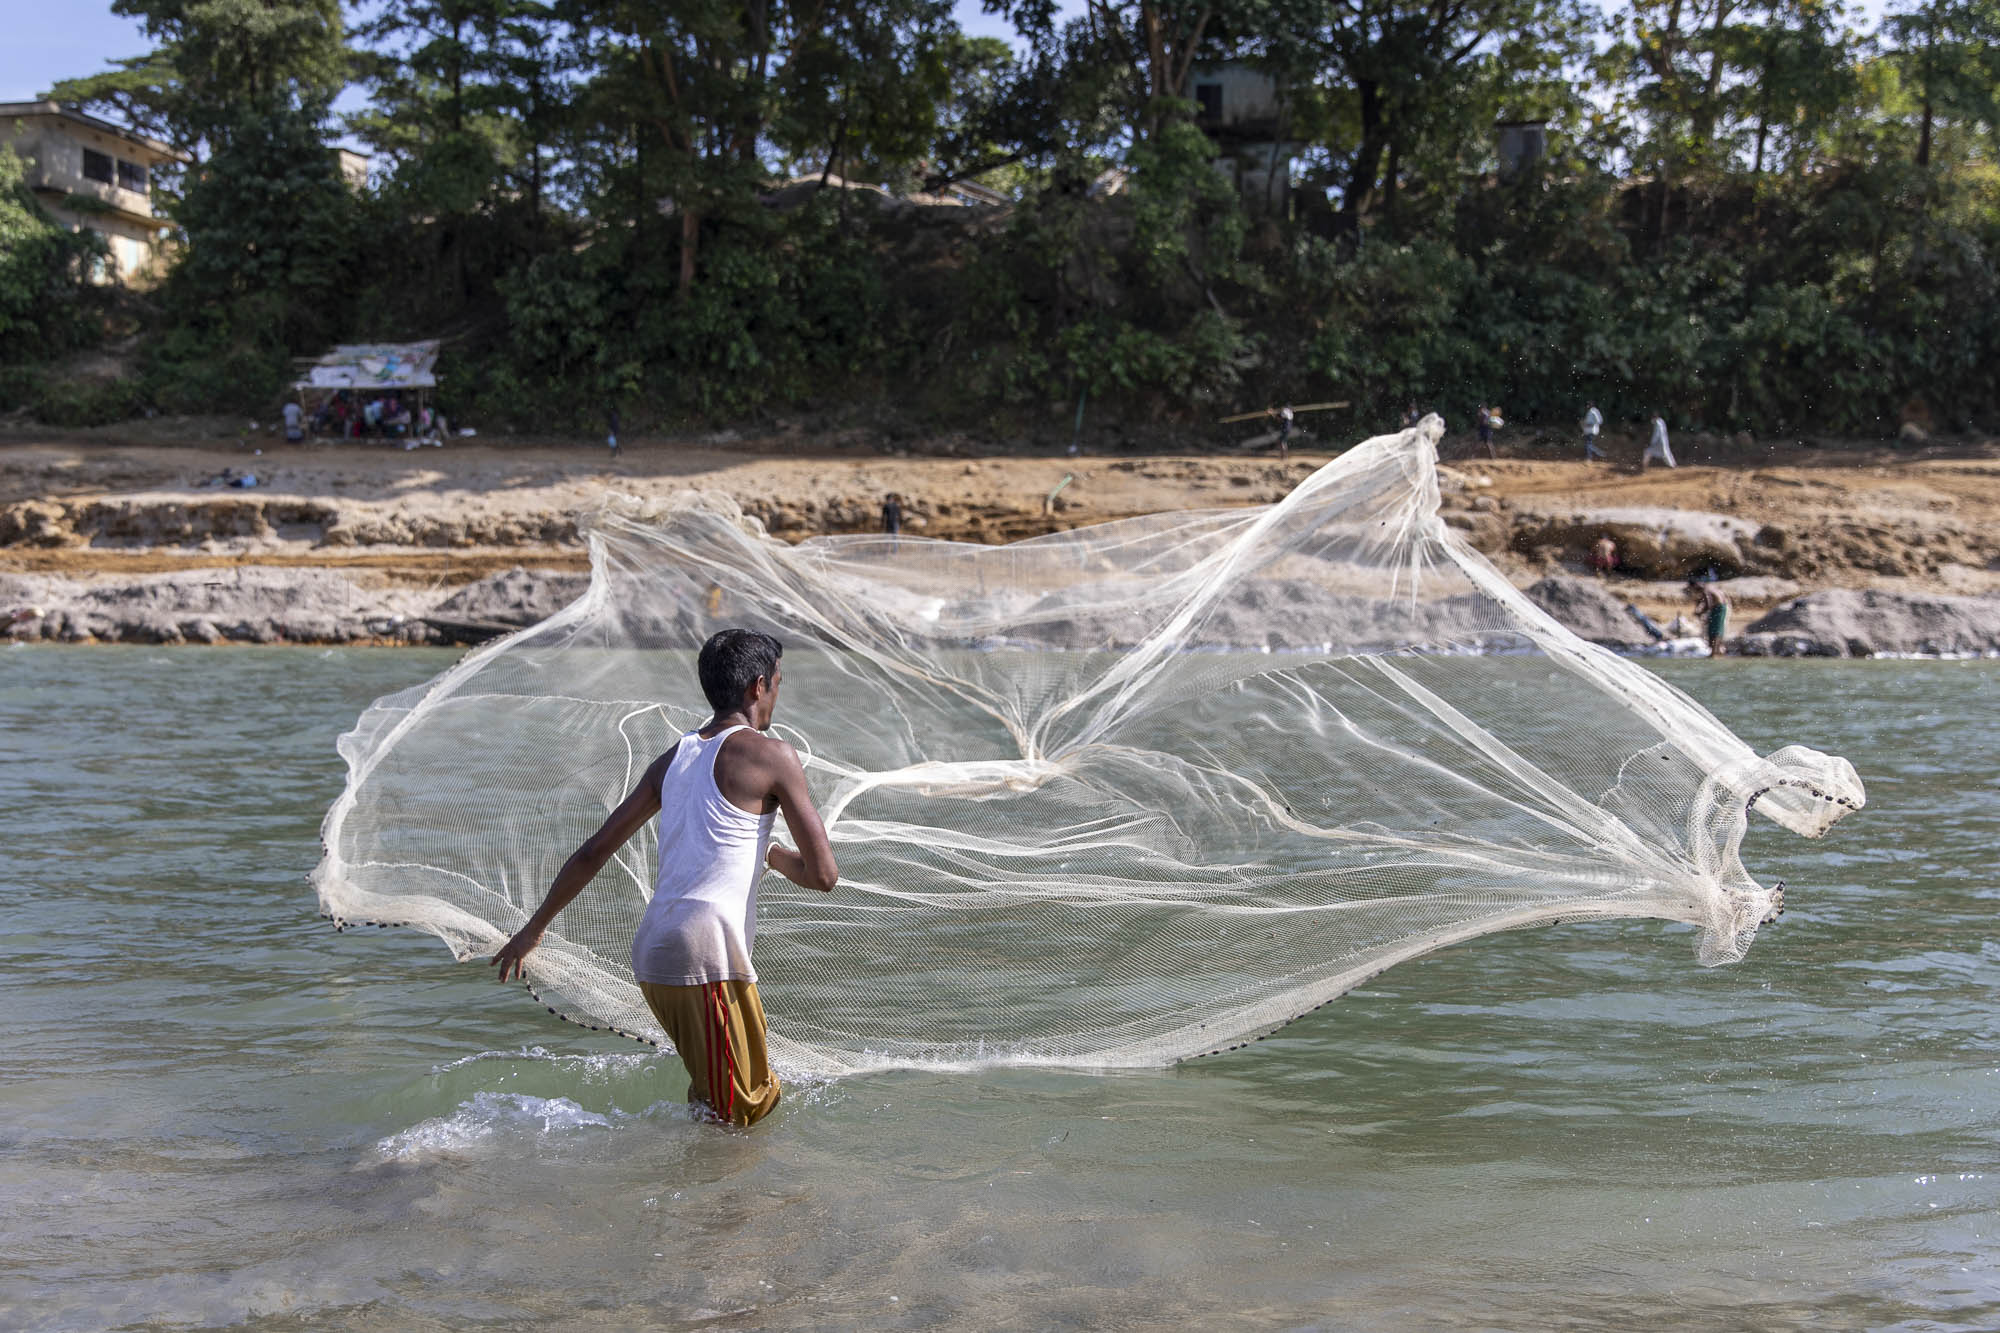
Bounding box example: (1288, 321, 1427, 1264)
(0, 148, 107, 366)
(17, 0, 2000, 435)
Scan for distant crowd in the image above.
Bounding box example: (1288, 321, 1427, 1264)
(282, 390, 449, 449)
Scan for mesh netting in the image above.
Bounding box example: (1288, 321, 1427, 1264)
(313, 420, 1864, 1072)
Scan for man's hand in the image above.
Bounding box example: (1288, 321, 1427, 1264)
(491, 924, 544, 983)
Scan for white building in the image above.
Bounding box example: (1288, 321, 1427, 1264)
(1189, 65, 1300, 213)
(0, 100, 188, 286)
(336, 147, 370, 190)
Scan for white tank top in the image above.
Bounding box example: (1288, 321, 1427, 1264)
(629, 726, 777, 986)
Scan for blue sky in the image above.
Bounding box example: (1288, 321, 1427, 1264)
(0, 0, 152, 104)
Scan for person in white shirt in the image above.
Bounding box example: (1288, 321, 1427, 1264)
(1642, 412, 1676, 469)
(282, 400, 303, 443)
(492, 629, 839, 1126)
(1581, 402, 1604, 461)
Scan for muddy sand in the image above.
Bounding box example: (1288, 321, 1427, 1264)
(4, 424, 1998, 655)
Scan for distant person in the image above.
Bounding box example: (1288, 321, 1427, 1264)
(1277, 404, 1294, 460)
(363, 397, 384, 436)
(1688, 580, 1729, 657)
(1589, 534, 1617, 576)
(492, 630, 839, 1126)
(282, 400, 303, 444)
(1402, 402, 1421, 430)
(607, 405, 621, 459)
(881, 493, 902, 553)
(1642, 412, 1676, 469)
(1475, 404, 1496, 459)
(1581, 401, 1605, 461)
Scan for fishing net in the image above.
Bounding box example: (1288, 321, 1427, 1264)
(313, 419, 1864, 1072)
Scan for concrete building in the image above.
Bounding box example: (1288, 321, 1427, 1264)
(1495, 120, 1549, 178)
(1190, 65, 1300, 213)
(336, 147, 370, 191)
(0, 100, 187, 286)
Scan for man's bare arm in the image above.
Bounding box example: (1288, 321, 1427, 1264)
(492, 748, 673, 981)
(762, 741, 839, 893)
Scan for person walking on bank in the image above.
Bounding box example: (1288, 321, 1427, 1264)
(1475, 404, 1497, 459)
(1642, 412, 1676, 470)
(606, 405, 622, 460)
(1581, 401, 1605, 461)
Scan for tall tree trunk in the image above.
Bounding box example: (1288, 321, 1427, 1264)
(1341, 81, 1386, 229)
(1652, 168, 1671, 254)
(1382, 137, 1401, 229)
(450, 17, 465, 135)
(1140, 2, 1166, 140)
(679, 211, 699, 300)
(1916, 28, 1935, 167)
(1691, 0, 1735, 145)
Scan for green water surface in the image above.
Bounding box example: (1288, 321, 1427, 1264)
(1, 647, 1993, 1330)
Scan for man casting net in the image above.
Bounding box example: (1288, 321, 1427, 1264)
(313, 419, 1864, 1074)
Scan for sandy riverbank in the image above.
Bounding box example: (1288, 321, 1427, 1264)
(4, 425, 1998, 654)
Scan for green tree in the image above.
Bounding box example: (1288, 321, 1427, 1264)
(1883, 0, 2000, 167)
(148, 106, 360, 405)
(46, 0, 348, 162)
(555, 0, 957, 297)
(0, 148, 107, 364)
(1720, 0, 1857, 175)
(1278, 0, 1595, 235)
(350, 1, 567, 305)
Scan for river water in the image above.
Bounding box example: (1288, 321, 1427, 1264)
(2, 646, 1994, 1330)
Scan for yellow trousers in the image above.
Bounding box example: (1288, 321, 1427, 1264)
(639, 979, 781, 1127)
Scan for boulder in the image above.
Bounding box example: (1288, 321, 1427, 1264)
(1511, 506, 1774, 579)
(1744, 588, 2000, 657)
(431, 567, 591, 628)
(1523, 576, 1648, 647)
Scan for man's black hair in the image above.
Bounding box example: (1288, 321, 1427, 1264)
(698, 629, 783, 713)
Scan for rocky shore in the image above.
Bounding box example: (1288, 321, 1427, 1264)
(10, 560, 1997, 660)
(4, 430, 1998, 657)
(2, 564, 590, 646)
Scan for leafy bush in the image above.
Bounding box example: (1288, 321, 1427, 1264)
(30, 375, 150, 427)
(0, 148, 107, 365)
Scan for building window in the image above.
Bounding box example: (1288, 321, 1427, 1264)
(117, 159, 148, 193)
(82, 148, 114, 184)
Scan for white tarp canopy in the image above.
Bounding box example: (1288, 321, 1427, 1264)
(294, 341, 439, 391)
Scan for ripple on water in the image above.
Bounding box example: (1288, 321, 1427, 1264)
(2, 649, 1997, 1330)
